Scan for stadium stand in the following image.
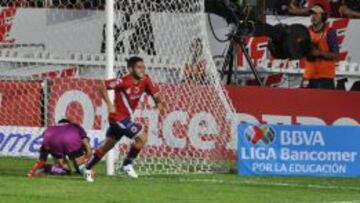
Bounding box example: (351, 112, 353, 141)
(267, 0, 360, 18)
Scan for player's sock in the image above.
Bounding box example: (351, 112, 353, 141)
(77, 157, 88, 175)
(122, 145, 141, 166)
(78, 164, 86, 175)
(86, 149, 104, 170)
(28, 159, 46, 177)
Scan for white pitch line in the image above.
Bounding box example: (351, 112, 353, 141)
(173, 178, 360, 203)
(243, 180, 360, 191)
(166, 178, 360, 192)
(317, 201, 360, 203)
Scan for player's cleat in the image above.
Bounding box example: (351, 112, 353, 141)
(79, 165, 94, 183)
(27, 168, 45, 178)
(84, 169, 94, 182)
(122, 164, 138, 178)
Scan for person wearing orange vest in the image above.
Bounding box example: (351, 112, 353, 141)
(304, 4, 340, 89)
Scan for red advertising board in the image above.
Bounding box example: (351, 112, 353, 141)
(1, 78, 360, 128)
(0, 80, 42, 126)
(47, 78, 230, 159)
(226, 86, 360, 125)
(47, 78, 103, 129)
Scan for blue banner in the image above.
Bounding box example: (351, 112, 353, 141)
(238, 124, 360, 177)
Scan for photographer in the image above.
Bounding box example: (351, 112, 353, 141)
(303, 5, 340, 90)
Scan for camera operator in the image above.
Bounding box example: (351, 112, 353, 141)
(303, 5, 340, 90)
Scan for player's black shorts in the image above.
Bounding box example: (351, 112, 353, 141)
(49, 147, 85, 160)
(67, 147, 86, 160)
(106, 119, 142, 141)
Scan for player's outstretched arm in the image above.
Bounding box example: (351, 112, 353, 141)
(145, 76, 165, 111)
(62, 157, 73, 174)
(152, 93, 165, 112)
(98, 81, 116, 113)
(82, 138, 92, 159)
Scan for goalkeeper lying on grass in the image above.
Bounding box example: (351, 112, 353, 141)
(28, 119, 93, 177)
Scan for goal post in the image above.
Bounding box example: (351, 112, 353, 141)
(105, 0, 115, 176)
(0, 0, 236, 175)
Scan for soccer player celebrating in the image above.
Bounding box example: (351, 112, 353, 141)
(82, 56, 163, 182)
(28, 119, 92, 177)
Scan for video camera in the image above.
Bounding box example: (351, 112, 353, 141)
(205, 0, 312, 60)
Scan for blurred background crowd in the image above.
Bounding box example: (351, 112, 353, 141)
(266, 0, 360, 18)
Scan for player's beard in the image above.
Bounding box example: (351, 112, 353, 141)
(131, 72, 144, 80)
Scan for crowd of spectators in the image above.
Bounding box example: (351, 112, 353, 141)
(267, 0, 360, 18)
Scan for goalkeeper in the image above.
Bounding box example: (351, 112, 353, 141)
(81, 56, 164, 182)
(28, 119, 92, 177)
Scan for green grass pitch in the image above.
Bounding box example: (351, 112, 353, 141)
(1, 157, 360, 203)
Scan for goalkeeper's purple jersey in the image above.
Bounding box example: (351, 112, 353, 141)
(42, 123, 87, 158)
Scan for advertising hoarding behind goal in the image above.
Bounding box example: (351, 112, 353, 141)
(238, 124, 360, 177)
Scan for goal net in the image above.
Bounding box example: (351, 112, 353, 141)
(0, 0, 236, 175)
